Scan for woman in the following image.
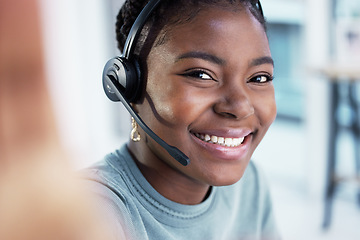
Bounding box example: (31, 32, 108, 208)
(85, 0, 279, 239)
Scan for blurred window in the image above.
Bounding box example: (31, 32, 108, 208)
(261, 0, 306, 121)
(268, 23, 305, 121)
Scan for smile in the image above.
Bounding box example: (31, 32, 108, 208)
(193, 133, 246, 147)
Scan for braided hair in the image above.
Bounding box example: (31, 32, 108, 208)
(116, 0, 266, 56)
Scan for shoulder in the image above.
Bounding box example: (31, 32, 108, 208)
(79, 144, 139, 210)
(230, 160, 269, 197)
(243, 160, 268, 190)
(216, 160, 271, 211)
(216, 160, 280, 239)
(80, 149, 129, 199)
(239, 160, 273, 210)
(79, 146, 140, 239)
(242, 160, 280, 239)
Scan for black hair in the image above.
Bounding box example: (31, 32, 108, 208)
(116, 0, 267, 56)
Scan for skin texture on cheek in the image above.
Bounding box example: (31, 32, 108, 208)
(143, 52, 208, 129)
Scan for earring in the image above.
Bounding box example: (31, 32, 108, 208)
(130, 117, 141, 142)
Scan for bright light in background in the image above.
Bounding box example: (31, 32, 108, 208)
(39, 0, 129, 168)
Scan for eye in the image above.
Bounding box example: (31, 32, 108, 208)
(182, 69, 216, 81)
(248, 74, 274, 84)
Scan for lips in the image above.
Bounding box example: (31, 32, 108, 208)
(193, 133, 245, 147)
(189, 129, 253, 161)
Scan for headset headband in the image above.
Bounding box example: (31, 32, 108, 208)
(255, 0, 264, 16)
(123, 0, 162, 59)
(122, 0, 264, 59)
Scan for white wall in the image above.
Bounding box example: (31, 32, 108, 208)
(39, 0, 129, 168)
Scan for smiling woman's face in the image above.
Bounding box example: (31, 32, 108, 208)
(133, 6, 276, 187)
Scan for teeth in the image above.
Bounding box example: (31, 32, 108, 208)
(225, 138, 232, 147)
(205, 134, 211, 142)
(194, 133, 245, 147)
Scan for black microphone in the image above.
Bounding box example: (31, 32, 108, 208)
(103, 73, 190, 167)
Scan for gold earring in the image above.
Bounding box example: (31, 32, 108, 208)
(131, 117, 141, 142)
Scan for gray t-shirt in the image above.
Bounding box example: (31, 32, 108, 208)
(83, 144, 280, 240)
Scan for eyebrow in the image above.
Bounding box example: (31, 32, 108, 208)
(175, 51, 274, 68)
(175, 51, 226, 65)
(250, 56, 274, 67)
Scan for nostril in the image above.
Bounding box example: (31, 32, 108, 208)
(213, 94, 255, 120)
(219, 112, 238, 119)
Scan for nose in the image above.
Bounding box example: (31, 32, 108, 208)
(213, 84, 255, 120)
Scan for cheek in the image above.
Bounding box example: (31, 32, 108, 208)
(146, 80, 211, 126)
(144, 75, 176, 122)
(253, 88, 277, 127)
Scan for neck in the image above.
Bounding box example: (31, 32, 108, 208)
(128, 141, 211, 205)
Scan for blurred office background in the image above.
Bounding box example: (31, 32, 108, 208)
(1, 0, 360, 239)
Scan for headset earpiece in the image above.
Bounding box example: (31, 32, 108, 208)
(102, 56, 142, 103)
(103, 0, 162, 103)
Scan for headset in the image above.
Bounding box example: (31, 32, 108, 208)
(102, 0, 190, 166)
(102, 0, 264, 167)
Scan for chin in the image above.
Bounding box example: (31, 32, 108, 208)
(211, 176, 245, 187)
(203, 167, 247, 187)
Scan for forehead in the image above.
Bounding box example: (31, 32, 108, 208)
(150, 7, 270, 62)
